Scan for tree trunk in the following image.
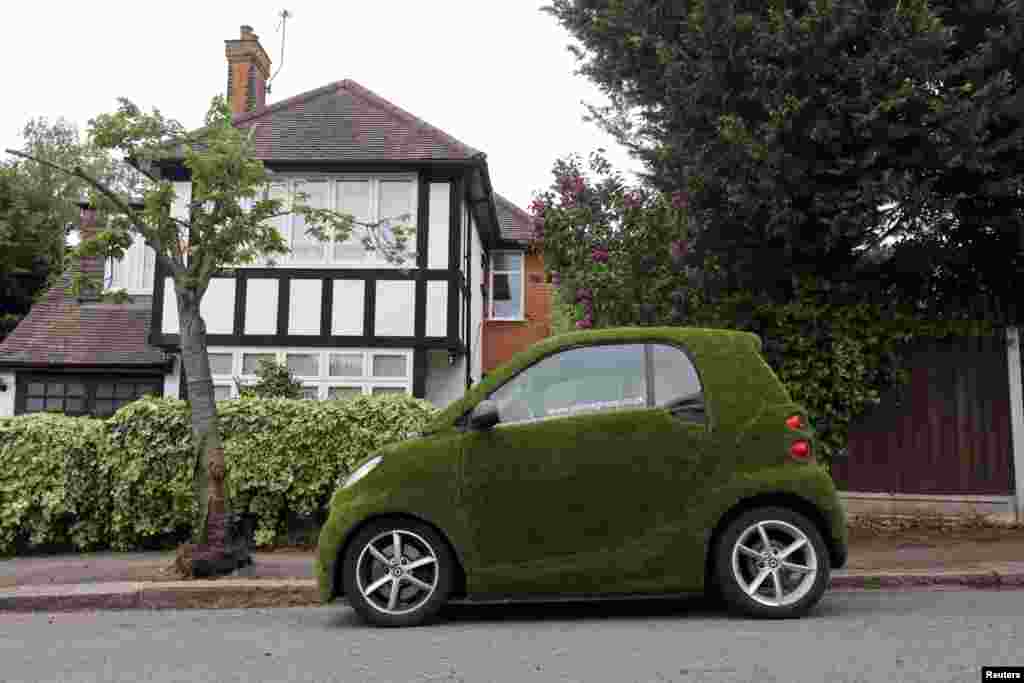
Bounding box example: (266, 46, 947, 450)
(174, 290, 245, 576)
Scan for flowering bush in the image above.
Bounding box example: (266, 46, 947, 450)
(530, 151, 700, 330)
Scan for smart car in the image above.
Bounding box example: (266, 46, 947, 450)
(316, 327, 848, 626)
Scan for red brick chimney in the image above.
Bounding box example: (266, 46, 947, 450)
(76, 204, 106, 299)
(225, 25, 272, 116)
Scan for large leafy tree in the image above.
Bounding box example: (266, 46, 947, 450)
(0, 118, 125, 340)
(6, 96, 413, 574)
(544, 0, 1024, 317)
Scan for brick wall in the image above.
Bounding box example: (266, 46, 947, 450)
(482, 251, 551, 373)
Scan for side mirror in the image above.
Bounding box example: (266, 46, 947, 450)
(469, 399, 500, 430)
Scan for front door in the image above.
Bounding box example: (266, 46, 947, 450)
(460, 342, 708, 595)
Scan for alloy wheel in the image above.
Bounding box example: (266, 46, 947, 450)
(355, 529, 440, 616)
(730, 519, 818, 608)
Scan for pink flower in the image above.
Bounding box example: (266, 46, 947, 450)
(529, 198, 547, 216)
(671, 190, 689, 210)
(669, 239, 689, 263)
(575, 318, 593, 329)
(576, 287, 593, 302)
(591, 247, 609, 264)
(551, 271, 561, 286)
(558, 174, 586, 202)
(623, 191, 642, 210)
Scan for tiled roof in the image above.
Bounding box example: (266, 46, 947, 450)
(231, 80, 483, 162)
(493, 193, 536, 243)
(0, 274, 169, 368)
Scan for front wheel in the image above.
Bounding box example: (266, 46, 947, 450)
(342, 518, 453, 627)
(713, 507, 830, 619)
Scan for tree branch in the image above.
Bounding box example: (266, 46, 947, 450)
(5, 147, 182, 277)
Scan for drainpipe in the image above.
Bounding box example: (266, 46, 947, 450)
(1007, 326, 1024, 522)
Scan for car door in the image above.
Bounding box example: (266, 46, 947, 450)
(460, 342, 706, 595)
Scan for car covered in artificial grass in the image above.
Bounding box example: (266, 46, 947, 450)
(316, 326, 848, 627)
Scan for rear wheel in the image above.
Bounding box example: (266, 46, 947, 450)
(713, 507, 830, 619)
(343, 518, 453, 627)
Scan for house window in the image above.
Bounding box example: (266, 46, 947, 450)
(266, 176, 417, 267)
(208, 348, 413, 400)
(489, 251, 524, 320)
(19, 375, 163, 418)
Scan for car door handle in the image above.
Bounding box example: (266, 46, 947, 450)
(664, 397, 706, 420)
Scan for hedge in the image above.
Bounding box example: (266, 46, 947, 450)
(0, 394, 438, 555)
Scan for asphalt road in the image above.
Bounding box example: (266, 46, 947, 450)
(0, 590, 1021, 683)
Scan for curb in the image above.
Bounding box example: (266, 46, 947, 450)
(3, 572, 1024, 612)
(0, 580, 320, 613)
(829, 570, 1024, 590)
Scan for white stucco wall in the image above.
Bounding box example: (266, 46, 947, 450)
(163, 359, 180, 401)
(0, 372, 15, 417)
(424, 349, 467, 408)
(428, 182, 450, 270)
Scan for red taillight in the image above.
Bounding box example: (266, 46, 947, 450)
(790, 440, 811, 460)
(785, 415, 803, 430)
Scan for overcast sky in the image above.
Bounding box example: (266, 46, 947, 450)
(1, 1, 643, 210)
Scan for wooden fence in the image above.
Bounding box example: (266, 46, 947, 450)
(831, 330, 1016, 495)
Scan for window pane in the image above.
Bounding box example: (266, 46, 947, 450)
(490, 344, 646, 423)
(329, 353, 363, 377)
(26, 383, 45, 396)
(214, 385, 233, 401)
(46, 383, 65, 396)
(327, 386, 361, 400)
(334, 181, 371, 261)
(242, 353, 276, 375)
(65, 398, 85, 413)
(96, 383, 114, 398)
(94, 400, 116, 417)
(291, 180, 327, 262)
(208, 353, 233, 376)
(115, 383, 135, 399)
(492, 252, 522, 271)
(652, 344, 703, 408)
(372, 354, 407, 378)
(287, 353, 320, 377)
(137, 384, 161, 398)
(300, 386, 320, 400)
(372, 386, 406, 396)
(66, 383, 85, 397)
(379, 181, 413, 243)
(26, 398, 44, 412)
(491, 272, 521, 319)
(45, 398, 63, 412)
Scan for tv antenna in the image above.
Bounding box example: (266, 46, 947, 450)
(266, 9, 291, 94)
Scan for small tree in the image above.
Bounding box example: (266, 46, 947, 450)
(234, 359, 304, 400)
(5, 96, 414, 574)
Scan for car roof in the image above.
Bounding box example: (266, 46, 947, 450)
(428, 326, 783, 433)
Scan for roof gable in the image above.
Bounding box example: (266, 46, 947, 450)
(232, 80, 482, 163)
(493, 193, 536, 244)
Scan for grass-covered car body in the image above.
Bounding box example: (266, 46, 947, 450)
(316, 326, 847, 605)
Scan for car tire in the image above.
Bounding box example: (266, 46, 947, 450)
(343, 518, 454, 627)
(713, 507, 830, 619)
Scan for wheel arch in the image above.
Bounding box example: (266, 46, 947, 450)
(704, 492, 844, 583)
(334, 512, 468, 600)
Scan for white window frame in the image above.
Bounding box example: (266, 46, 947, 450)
(206, 347, 413, 400)
(105, 238, 156, 295)
(488, 250, 525, 321)
(263, 174, 418, 269)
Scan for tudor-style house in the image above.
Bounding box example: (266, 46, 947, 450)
(0, 25, 550, 418)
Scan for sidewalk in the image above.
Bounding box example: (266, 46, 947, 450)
(2, 529, 1023, 612)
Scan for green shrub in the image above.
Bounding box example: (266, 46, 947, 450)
(0, 393, 439, 554)
(0, 414, 107, 555)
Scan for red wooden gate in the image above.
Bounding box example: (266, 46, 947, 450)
(831, 331, 1014, 495)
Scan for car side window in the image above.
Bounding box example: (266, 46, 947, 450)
(650, 344, 704, 420)
(489, 344, 647, 424)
